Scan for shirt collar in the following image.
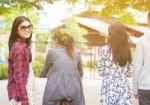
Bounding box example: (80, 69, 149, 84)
(16, 38, 27, 48)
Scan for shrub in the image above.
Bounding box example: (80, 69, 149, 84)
(0, 64, 8, 80)
(32, 53, 46, 76)
(32, 60, 43, 77)
(84, 60, 98, 69)
(35, 43, 47, 53)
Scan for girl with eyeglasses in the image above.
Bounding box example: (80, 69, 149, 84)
(39, 28, 85, 105)
(7, 16, 36, 105)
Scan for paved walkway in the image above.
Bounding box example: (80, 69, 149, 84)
(0, 78, 138, 105)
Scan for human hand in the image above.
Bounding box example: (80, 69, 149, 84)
(39, 74, 46, 78)
(134, 94, 139, 99)
(39, 71, 47, 78)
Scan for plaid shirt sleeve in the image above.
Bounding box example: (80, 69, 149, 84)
(13, 47, 29, 105)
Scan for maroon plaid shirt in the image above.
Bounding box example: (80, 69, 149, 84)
(7, 40, 30, 105)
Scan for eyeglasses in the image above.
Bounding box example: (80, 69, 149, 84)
(18, 24, 33, 31)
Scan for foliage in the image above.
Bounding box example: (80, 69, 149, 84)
(35, 43, 47, 53)
(1, 0, 150, 15)
(130, 0, 150, 11)
(0, 7, 20, 33)
(0, 64, 8, 80)
(0, 53, 46, 79)
(0, 6, 12, 15)
(97, 0, 150, 21)
(85, 0, 102, 6)
(1, 0, 150, 32)
(35, 31, 49, 41)
(117, 12, 137, 25)
(0, 41, 8, 49)
(64, 18, 88, 42)
(27, 10, 40, 27)
(80, 9, 137, 25)
(32, 53, 45, 76)
(84, 60, 98, 69)
(64, 0, 150, 24)
(79, 0, 150, 12)
(0, 6, 40, 34)
(0, 0, 54, 12)
(32, 60, 42, 76)
(34, 31, 49, 52)
(0, 40, 8, 64)
(65, 0, 79, 4)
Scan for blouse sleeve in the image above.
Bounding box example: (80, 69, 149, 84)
(40, 49, 54, 77)
(13, 48, 28, 105)
(125, 63, 133, 77)
(77, 50, 83, 78)
(133, 39, 144, 95)
(98, 47, 106, 77)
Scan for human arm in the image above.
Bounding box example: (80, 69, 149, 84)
(76, 50, 83, 78)
(39, 49, 53, 78)
(126, 63, 133, 78)
(133, 39, 144, 98)
(78, 61, 83, 78)
(98, 47, 107, 77)
(13, 48, 29, 105)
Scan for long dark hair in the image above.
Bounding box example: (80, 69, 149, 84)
(8, 16, 32, 51)
(53, 29, 74, 59)
(108, 22, 131, 67)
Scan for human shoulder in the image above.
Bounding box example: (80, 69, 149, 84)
(11, 41, 25, 53)
(98, 44, 110, 58)
(13, 41, 23, 48)
(99, 44, 109, 52)
(137, 32, 150, 43)
(143, 32, 150, 41)
(74, 48, 80, 54)
(47, 48, 55, 54)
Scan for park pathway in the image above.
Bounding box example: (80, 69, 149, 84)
(0, 78, 138, 105)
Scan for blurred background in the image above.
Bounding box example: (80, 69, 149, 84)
(0, 0, 149, 80)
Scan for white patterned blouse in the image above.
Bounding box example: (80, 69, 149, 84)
(98, 45, 132, 105)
